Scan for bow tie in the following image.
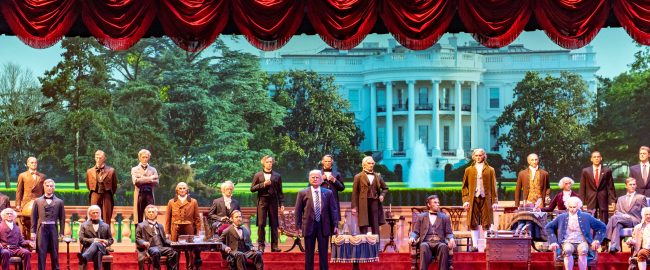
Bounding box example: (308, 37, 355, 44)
(141, 165, 148, 170)
(429, 212, 438, 216)
(323, 168, 332, 172)
(91, 219, 100, 224)
(30, 171, 37, 175)
(44, 196, 53, 200)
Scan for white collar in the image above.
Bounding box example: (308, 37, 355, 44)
(628, 192, 636, 197)
(310, 186, 320, 193)
(178, 195, 188, 201)
(529, 166, 538, 171)
(4, 221, 13, 227)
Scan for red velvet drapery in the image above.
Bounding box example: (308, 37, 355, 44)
(0, 0, 648, 51)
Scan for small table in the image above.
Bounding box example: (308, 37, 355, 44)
(486, 236, 532, 270)
(331, 234, 380, 270)
(170, 239, 222, 270)
(62, 236, 75, 270)
(383, 217, 403, 252)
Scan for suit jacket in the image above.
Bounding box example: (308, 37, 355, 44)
(631, 222, 650, 256)
(409, 211, 454, 245)
(545, 210, 606, 247)
(541, 191, 578, 212)
(220, 225, 254, 257)
(131, 164, 159, 223)
(250, 171, 284, 207)
(136, 221, 171, 250)
(0, 221, 29, 247)
(579, 166, 616, 208)
(86, 165, 118, 194)
(613, 193, 647, 223)
(208, 197, 240, 224)
(320, 169, 345, 210)
(79, 220, 113, 253)
(514, 168, 550, 207)
(165, 196, 201, 238)
(295, 187, 339, 237)
(351, 171, 388, 227)
(30, 195, 65, 235)
(461, 163, 498, 227)
(630, 164, 650, 196)
(16, 170, 45, 208)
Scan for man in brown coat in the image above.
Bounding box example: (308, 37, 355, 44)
(514, 153, 551, 209)
(86, 150, 118, 223)
(352, 156, 389, 236)
(462, 148, 498, 251)
(165, 182, 201, 270)
(15, 156, 45, 239)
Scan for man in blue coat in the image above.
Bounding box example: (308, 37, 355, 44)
(545, 196, 606, 270)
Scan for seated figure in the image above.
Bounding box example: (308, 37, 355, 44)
(220, 210, 263, 270)
(408, 195, 455, 270)
(0, 208, 32, 270)
(540, 177, 579, 213)
(78, 205, 113, 270)
(605, 177, 646, 253)
(627, 207, 650, 270)
(545, 197, 606, 270)
(135, 205, 178, 270)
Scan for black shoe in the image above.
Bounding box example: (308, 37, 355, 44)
(271, 248, 281, 252)
(470, 247, 479, 252)
(609, 247, 618, 254)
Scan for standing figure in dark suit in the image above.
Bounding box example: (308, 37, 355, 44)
(208, 181, 240, 235)
(220, 210, 263, 270)
(409, 195, 456, 270)
(0, 208, 32, 270)
(131, 149, 159, 224)
(295, 170, 339, 270)
(320, 155, 344, 217)
(86, 150, 118, 223)
(541, 177, 579, 212)
(352, 156, 388, 236)
(604, 177, 647, 253)
(78, 205, 113, 270)
(250, 155, 284, 252)
(514, 153, 551, 209)
(630, 146, 650, 197)
(16, 156, 45, 239)
(30, 179, 65, 270)
(579, 151, 616, 223)
(165, 182, 201, 270)
(136, 205, 178, 270)
(461, 149, 498, 251)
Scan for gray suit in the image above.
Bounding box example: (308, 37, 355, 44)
(409, 212, 453, 270)
(30, 195, 65, 270)
(605, 193, 647, 250)
(78, 220, 113, 270)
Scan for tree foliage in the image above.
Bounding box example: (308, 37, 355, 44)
(495, 71, 594, 180)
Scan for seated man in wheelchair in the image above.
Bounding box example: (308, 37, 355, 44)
(408, 195, 455, 270)
(545, 197, 606, 270)
(626, 207, 650, 270)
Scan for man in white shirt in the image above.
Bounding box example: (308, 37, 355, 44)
(627, 207, 650, 270)
(605, 177, 647, 253)
(208, 180, 241, 236)
(0, 208, 32, 270)
(630, 146, 650, 197)
(78, 205, 113, 270)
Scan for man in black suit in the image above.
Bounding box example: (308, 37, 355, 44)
(220, 210, 263, 270)
(295, 170, 339, 270)
(320, 155, 344, 216)
(250, 155, 284, 252)
(135, 205, 178, 270)
(30, 179, 65, 270)
(208, 180, 241, 235)
(579, 151, 616, 223)
(630, 146, 650, 196)
(409, 195, 455, 270)
(78, 205, 113, 270)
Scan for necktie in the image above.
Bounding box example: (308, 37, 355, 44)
(644, 165, 648, 181)
(314, 190, 321, 222)
(628, 194, 633, 208)
(594, 168, 599, 187)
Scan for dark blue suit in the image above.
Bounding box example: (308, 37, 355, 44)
(545, 210, 606, 262)
(31, 195, 65, 270)
(630, 164, 650, 196)
(295, 187, 339, 270)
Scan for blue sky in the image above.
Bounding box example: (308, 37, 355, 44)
(0, 27, 640, 80)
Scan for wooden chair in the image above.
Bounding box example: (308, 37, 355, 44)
(142, 255, 168, 270)
(79, 243, 113, 270)
(278, 210, 303, 252)
(552, 251, 597, 270)
(8, 256, 26, 270)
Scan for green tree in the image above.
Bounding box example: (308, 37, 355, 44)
(268, 70, 364, 176)
(495, 71, 594, 180)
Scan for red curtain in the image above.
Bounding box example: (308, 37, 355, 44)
(1, 0, 650, 51)
(613, 0, 650, 45)
(306, 0, 377, 50)
(381, 0, 456, 50)
(458, 0, 531, 48)
(159, 0, 230, 52)
(534, 0, 610, 49)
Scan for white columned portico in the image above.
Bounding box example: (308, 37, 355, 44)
(455, 80, 464, 156)
(431, 80, 440, 155)
(385, 81, 394, 153)
(370, 83, 377, 151)
(407, 80, 415, 154)
(470, 82, 478, 150)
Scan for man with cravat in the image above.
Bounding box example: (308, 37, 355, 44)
(136, 205, 178, 270)
(409, 195, 455, 270)
(351, 156, 389, 236)
(132, 149, 159, 223)
(31, 179, 65, 270)
(86, 150, 118, 224)
(461, 148, 498, 251)
(631, 146, 650, 197)
(220, 210, 263, 270)
(0, 208, 32, 270)
(579, 151, 616, 224)
(604, 177, 647, 253)
(295, 170, 339, 270)
(16, 156, 45, 239)
(165, 182, 202, 270)
(78, 205, 113, 270)
(250, 155, 284, 252)
(320, 155, 344, 217)
(208, 180, 240, 236)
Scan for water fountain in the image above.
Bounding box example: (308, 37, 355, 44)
(408, 139, 432, 188)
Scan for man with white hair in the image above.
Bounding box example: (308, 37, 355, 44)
(461, 148, 498, 251)
(514, 153, 550, 209)
(132, 149, 159, 223)
(545, 197, 606, 270)
(78, 205, 113, 270)
(541, 177, 579, 212)
(165, 182, 201, 270)
(0, 208, 32, 270)
(627, 207, 650, 270)
(208, 180, 241, 235)
(351, 156, 389, 236)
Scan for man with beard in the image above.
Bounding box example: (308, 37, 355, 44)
(409, 195, 455, 270)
